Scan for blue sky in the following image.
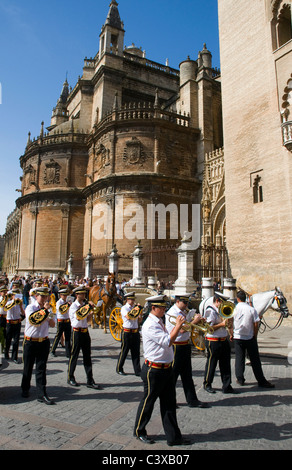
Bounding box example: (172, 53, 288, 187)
(0, 0, 220, 235)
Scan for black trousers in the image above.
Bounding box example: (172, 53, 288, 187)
(204, 338, 231, 391)
(5, 321, 21, 360)
(116, 330, 141, 375)
(173, 343, 198, 405)
(234, 337, 266, 384)
(134, 363, 182, 444)
(68, 329, 93, 383)
(51, 320, 71, 357)
(21, 337, 50, 398)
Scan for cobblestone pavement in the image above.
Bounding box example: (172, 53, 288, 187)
(0, 314, 291, 454)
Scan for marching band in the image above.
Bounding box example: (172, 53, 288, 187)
(0, 275, 276, 446)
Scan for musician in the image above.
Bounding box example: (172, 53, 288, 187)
(67, 286, 100, 389)
(0, 285, 8, 365)
(203, 293, 234, 394)
(21, 287, 56, 405)
(134, 295, 191, 446)
(116, 292, 142, 376)
(50, 287, 72, 358)
(4, 291, 25, 363)
(165, 294, 209, 408)
(233, 290, 274, 388)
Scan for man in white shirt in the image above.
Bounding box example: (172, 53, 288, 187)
(203, 293, 234, 394)
(21, 287, 55, 404)
(4, 291, 25, 363)
(233, 290, 274, 388)
(134, 295, 191, 447)
(165, 294, 208, 408)
(50, 287, 72, 358)
(116, 292, 142, 376)
(67, 286, 100, 389)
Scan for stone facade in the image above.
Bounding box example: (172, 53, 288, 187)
(218, 0, 292, 300)
(3, 0, 222, 280)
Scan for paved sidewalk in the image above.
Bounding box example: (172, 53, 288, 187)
(0, 313, 291, 452)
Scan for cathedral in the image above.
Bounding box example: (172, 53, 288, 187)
(3, 0, 224, 282)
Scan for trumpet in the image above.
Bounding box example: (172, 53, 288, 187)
(167, 314, 214, 335)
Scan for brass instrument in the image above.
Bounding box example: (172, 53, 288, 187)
(167, 314, 214, 335)
(29, 308, 50, 326)
(4, 298, 22, 310)
(127, 305, 143, 320)
(219, 300, 235, 320)
(75, 303, 93, 320)
(219, 300, 235, 332)
(59, 302, 70, 315)
(0, 295, 8, 308)
(50, 294, 57, 314)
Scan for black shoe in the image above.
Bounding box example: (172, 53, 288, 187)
(204, 385, 216, 394)
(87, 381, 101, 390)
(236, 379, 245, 386)
(167, 437, 192, 446)
(258, 381, 275, 389)
(117, 370, 126, 375)
(137, 435, 155, 444)
(37, 394, 55, 405)
(223, 386, 237, 394)
(21, 390, 29, 398)
(50, 351, 57, 357)
(188, 400, 210, 408)
(67, 379, 79, 387)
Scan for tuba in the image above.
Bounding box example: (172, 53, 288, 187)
(219, 301, 235, 320)
(219, 300, 235, 332)
(127, 305, 143, 320)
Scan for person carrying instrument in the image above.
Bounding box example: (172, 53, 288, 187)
(134, 295, 191, 446)
(50, 287, 72, 358)
(0, 285, 8, 366)
(116, 292, 142, 376)
(67, 285, 100, 389)
(21, 286, 56, 405)
(203, 293, 235, 394)
(233, 290, 274, 388)
(165, 294, 209, 408)
(4, 290, 25, 363)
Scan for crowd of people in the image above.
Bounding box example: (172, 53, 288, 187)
(0, 273, 275, 446)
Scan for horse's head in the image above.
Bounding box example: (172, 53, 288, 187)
(271, 287, 290, 318)
(106, 272, 116, 293)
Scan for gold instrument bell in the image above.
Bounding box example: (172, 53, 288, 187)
(218, 301, 235, 320)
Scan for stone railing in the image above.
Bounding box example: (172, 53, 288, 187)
(97, 102, 190, 129)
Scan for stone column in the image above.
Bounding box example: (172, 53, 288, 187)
(131, 240, 144, 286)
(201, 277, 214, 299)
(108, 244, 119, 274)
(174, 235, 197, 295)
(223, 278, 237, 300)
(84, 249, 93, 279)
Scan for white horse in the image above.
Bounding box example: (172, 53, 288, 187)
(199, 287, 290, 320)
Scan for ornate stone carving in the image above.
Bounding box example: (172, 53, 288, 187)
(44, 159, 61, 185)
(123, 137, 145, 166)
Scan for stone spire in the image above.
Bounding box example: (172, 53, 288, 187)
(105, 0, 124, 30)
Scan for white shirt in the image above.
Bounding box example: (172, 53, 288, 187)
(121, 302, 139, 329)
(233, 302, 260, 340)
(24, 302, 51, 339)
(165, 304, 194, 342)
(205, 304, 228, 338)
(142, 313, 173, 363)
(56, 298, 70, 320)
(69, 299, 90, 329)
(5, 301, 22, 321)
